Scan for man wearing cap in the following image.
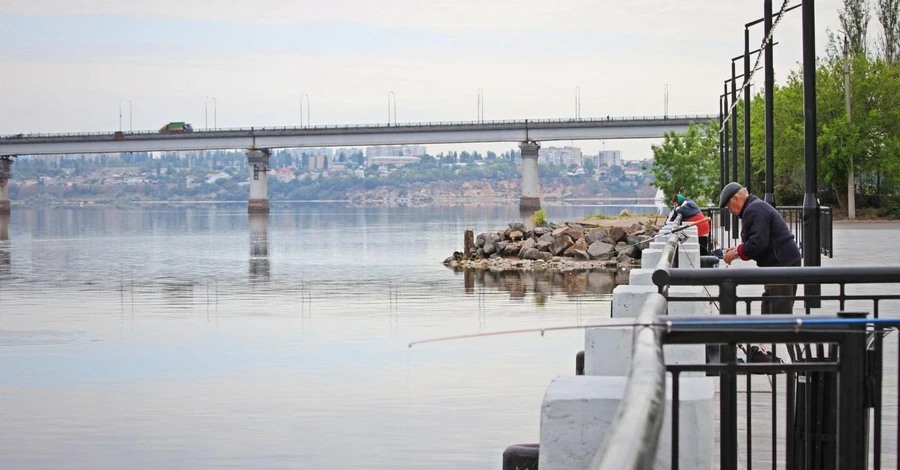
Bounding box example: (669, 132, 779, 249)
(668, 193, 711, 255)
(719, 182, 802, 315)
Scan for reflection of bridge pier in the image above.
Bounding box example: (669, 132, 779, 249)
(0, 214, 10, 275)
(246, 149, 271, 214)
(0, 156, 13, 215)
(519, 141, 541, 212)
(249, 213, 270, 280)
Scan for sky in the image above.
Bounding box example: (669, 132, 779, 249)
(0, 0, 850, 160)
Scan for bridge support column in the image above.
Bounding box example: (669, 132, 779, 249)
(246, 149, 270, 214)
(519, 140, 541, 211)
(0, 156, 13, 215)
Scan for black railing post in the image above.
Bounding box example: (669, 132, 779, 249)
(719, 280, 738, 470)
(837, 312, 868, 468)
(723, 85, 731, 233)
(720, 96, 725, 193)
(744, 27, 752, 193)
(730, 64, 739, 242)
(801, 0, 822, 308)
(764, 0, 776, 206)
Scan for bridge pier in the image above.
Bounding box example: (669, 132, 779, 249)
(0, 156, 13, 215)
(519, 140, 541, 212)
(246, 149, 271, 214)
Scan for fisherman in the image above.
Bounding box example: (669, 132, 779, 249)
(668, 193, 711, 256)
(719, 182, 802, 315)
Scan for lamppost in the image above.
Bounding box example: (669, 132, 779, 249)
(205, 96, 209, 130)
(213, 97, 217, 130)
(744, 1, 801, 204)
(118, 100, 123, 132)
(300, 94, 310, 127)
(388, 91, 397, 125)
(575, 86, 581, 119)
(128, 100, 133, 132)
(477, 88, 484, 123)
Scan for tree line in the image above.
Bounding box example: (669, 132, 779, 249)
(650, 0, 900, 218)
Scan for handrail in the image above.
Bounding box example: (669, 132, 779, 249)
(591, 216, 686, 469)
(592, 294, 668, 470)
(653, 265, 900, 287)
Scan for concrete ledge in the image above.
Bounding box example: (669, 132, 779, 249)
(539, 375, 715, 470)
(584, 324, 707, 377)
(612, 284, 658, 318)
(627, 268, 656, 286)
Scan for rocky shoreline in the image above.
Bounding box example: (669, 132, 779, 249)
(444, 217, 661, 272)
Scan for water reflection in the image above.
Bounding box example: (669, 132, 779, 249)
(249, 213, 270, 281)
(455, 267, 629, 301)
(0, 214, 9, 277)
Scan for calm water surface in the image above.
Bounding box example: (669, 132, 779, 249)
(1, 205, 896, 469)
(0, 203, 638, 469)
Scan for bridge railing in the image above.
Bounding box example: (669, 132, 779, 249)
(1, 114, 717, 140)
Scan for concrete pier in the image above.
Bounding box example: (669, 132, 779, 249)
(246, 149, 270, 214)
(519, 140, 541, 211)
(0, 156, 12, 215)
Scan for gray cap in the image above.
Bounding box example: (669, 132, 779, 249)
(718, 182, 743, 208)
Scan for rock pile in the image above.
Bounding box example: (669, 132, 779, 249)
(444, 221, 660, 272)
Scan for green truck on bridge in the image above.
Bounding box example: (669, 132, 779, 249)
(159, 122, 194, 133)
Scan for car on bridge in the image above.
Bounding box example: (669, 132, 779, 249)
(159, 122, 194, 133)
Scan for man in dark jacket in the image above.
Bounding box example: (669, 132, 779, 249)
(668, 193, 711, 255)
(719, 182, 802, 314)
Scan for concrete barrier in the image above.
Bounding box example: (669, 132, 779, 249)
(538, 375, 715, 470)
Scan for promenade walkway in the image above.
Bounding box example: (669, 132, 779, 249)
(708, 222, 900, 469)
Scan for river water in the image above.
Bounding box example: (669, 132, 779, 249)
(0, 203, 652, 469)
(0, 204, 895, 469)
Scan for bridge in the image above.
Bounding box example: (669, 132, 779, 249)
(0, 114, 715, 214)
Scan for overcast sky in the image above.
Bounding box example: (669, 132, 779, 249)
(0, 0, 849, 159)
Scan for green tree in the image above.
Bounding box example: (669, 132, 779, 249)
(649, 122, 720, 205)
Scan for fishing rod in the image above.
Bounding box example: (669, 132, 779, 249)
(408, 316, 898, 348)
(607, 216, 711, 255)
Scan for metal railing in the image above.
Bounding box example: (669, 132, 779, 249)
(591, 218, 683, 469)
(651, 265, 900, 469)
(592, 294, 667, 470)
(703, 206, 834, 258)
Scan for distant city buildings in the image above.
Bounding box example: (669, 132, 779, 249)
(368, 156, 421, 167)
(365, 145, 426, 159)
(539, 146, 583, 167)
(598, 150, 622, 167)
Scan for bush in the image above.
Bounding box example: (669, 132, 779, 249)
(531, 209, 547, 226)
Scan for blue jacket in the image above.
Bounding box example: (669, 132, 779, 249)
(736, 195, 802, 267)
(668, 198, 702, 221)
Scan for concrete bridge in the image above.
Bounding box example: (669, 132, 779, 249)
(0, 114, 715, 214)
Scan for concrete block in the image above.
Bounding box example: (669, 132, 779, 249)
(641, 249, 664, 269)
(668, 286, 713, 316)
(649, 241, 668, 251)
(627, 268, 656, 286)
(680, 226, 698, 243)
(539, 375, 715, 470)
(677, 246, 700, 269)
(612, 284, 658, 318)
(584, 324, 707, 377)
(584, 324, 632, 376)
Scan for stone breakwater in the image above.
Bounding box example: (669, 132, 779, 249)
(443, 220, 661, 271)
